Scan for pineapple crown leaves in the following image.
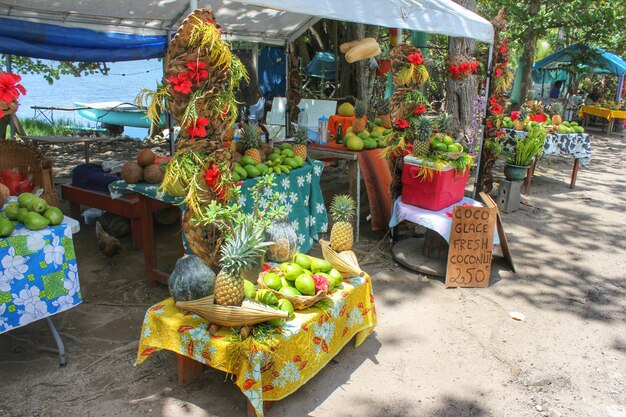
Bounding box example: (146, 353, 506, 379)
(354, 99, 367, 118)
(219, 219, 272, 277)
(241, 122, 259, 150)
(294, 125, 308, 145)
(412, 115, 434, 141)
(435, 112, 454, 133)
(377, 101, 390, 115)
(330, 194, 356, 223)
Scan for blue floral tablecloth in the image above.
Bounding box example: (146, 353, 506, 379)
(108, 159, 328, 254)
(503, 128, 592, 166)
(0, 217, 82, 334)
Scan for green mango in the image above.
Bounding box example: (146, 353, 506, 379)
(243, 279, 257, 299)
(240, 155, 256, 166)
(234, 165, 248, 179)
(43, 207, 64, 226)
(281, 149, 294, 157)
(17, 208, 29, 223)
(256, 163, 269, 175)
(31, 197, 49, 214)
(23, 212, 50, 230)
(292, 156, 305, 167)
(18, 192, 36, 209)
(4, 202, 19, 220)
(280, 143, 293, 150)
(244, 165, 261, 178)
(232, 171, 241, 182)
(0, 217, 14, 237)
(284, 158, 300, 169)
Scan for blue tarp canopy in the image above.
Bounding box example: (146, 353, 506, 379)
(0, 18, 167, 62)
(533, 43, 626, 84)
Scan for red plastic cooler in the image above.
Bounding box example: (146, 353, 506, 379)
(401, 157, 469, 211)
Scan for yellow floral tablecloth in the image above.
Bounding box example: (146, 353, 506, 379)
(578, 105, 626, 121)
(136, 274, 377, 417)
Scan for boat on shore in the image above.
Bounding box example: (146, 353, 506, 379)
(74, 101, 167, 129)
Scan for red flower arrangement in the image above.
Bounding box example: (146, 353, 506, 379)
(413, 103, 427, 115)
(447, 55, 479, 81)
(395, 118, 410, 129)
(187, 61, 209, 84)
(529, 113, 547, 123)
(490, 105, 503, 115)
(186, 117, 210, 139)
(407, 52, 424, 66)
(0, 72, 26, 118)
(169, 72, 192, 94)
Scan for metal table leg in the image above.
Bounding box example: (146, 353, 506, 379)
(45, 317, 66, 367)
(356, 160, 361, 243)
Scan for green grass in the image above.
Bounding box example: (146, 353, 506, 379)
(19, 117, 80, 136)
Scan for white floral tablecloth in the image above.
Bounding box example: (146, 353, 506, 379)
(0, 203, 82, 334)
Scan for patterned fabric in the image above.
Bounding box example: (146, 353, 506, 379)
(108, 160, 328, 254)
(389, 197, 500, 244)
(136, 274, 377, 417)
(0, 221, 82, 334)
(503, 129, 592, 166)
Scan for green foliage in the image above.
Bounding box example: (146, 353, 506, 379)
(506, 124, 546, 166)
(1, 56, 110, 84)
(19, 118, 80, 136)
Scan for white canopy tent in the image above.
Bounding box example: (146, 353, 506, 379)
(0, 0, 494, 45)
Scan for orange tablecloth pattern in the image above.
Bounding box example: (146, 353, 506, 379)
(328, 115, 368, 136)
(135, 274, 377, 417)
(578, 105, 626, 121)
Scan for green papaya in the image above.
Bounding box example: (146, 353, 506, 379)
(18, 192, 36, 209)
(4, 202, 19, 220)
(244, 165, 261, 178)
(284, 158, 300, 169)
(23, 212, 50, 230)
(0, 217, 14, 237)
(240, 156, 256, 166)
(234, 165, 248, 179)
(43, 207, 64, 226)
(31, 197, 49, 214)
(292, 156, 305, 167)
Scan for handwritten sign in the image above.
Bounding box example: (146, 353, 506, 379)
(445, 205, 496, 288)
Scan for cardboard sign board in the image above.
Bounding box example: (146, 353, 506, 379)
(445, 205, 496, 288)
(479, 192, 515, 273)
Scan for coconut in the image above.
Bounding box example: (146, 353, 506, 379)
(137, 148, 156, 167)
(143, 164, 165, 184)
(121, 161, 143, 184)
(0, 183, 9, 207)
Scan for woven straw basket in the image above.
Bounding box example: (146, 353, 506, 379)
(258, 270, 328, 310)
(0, 140, 60, 207)
(176, 295, 288, 327)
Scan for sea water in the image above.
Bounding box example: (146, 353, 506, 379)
(15, 59, 164, 139)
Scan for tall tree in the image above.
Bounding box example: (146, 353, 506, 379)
(445, 0, 478, 136)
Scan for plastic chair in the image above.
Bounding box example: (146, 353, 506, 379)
(303, 52, 339, 98)
(248, 97, 266, 124)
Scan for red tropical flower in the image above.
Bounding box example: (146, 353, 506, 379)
(489, 96, 498, 106)
(204, 164, 221, 186)
(413, 103, 427, 115)
(491, 105, 503, 115)
(0, 109, 3, 118)
(471, 61, 480, 72)
(407, 52, 423, 66)
(459, 62, 470, 73)
(312, 274, 330, 292)
(169, 72, 192, 94)
(449, 64, 460, 76)
(530, 113, 547, 123)
(510, 111, 520, 121)
(395, 118, 409, 129)
(499, 44, 508, 54)
(187, 117, 210, 139)
(486, 119, 493, 129)
(187, 61, 209, 83)
(0, 73, 26, 104)
(496, 130, 506, 137)
(495, 67, 503, 78)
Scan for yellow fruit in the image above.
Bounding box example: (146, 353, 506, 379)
(244, 148, 262, 164)
(352, 117, 367, 134)
(293, 143, 307, 159)
(338, 102, 355, 117)
(330, 221, 354, 251)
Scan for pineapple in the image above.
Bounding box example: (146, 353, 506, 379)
(413, 116, 433, 157)
(293, 125, 308, 159)
(436, 112, 454, 135)
(513, 108, 528, 131)
(329, 194, 356, 251)
(378, 102, 392, 129)
(241, 122, 261, 163)
(551, 103, 563, 126)
(214, 220, 270, 306)
(352, 99, 367, 134)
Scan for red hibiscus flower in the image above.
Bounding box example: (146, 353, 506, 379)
(491, 105, 503, 115)
(449, 64, 460, 76)
(0, 108, 3, 118)
(496, 131, 506, 137)
(403, 143, 414, 157)
(486, 119, 493, 129)
(530, 113, 547, 123)
(408, 52, 423, 66)
(414, 103, 427, 115)
(471, 61, 480, 72)
(510, 111, 520, 121)
(186, 117, 210, 139)
(495, 67, 503, 78)
(459, 62, 471, 73)
(395, 118, 409, 129)
(186, 61, 209, 84)
(489, 96, 498, 106)
(499, 44, 508, 54)
(0, 73, 26, 104)
(169, 72, 192, 94)
(204, 164, 221, 186)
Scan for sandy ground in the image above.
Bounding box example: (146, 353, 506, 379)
(1, 128, 625, 417)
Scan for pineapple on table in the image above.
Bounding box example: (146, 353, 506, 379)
(293, 125, 308, 159)
(241, 122, 262, 163)
(352, 99, 367, 134)
(514, 108, 528, 131)
(329, 194, 356, 251)
(214, 220, 270, 306)
(551, 103, 563, 126)
(413, 116, 433, 157)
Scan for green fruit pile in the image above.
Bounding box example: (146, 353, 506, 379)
(273, 253, 343, 296)
(0, 192, 64, 237)
(233, 143, 306, 181)
(243, 279, 295, 328)
(431, 133, 463, 153)
(342, 118, 392, 152)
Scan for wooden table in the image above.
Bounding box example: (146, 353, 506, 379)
(22, 135, 111, 163)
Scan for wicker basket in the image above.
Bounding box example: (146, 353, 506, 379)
(319, 240, 365, 278)
(258, 270, 328, 310)
(176, 295, 288, 327)
(0, 140, 60, 207)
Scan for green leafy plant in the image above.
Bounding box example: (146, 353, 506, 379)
(506, 124, 546, 166)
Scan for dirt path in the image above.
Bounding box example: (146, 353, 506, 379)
(1, 129, 624, 417)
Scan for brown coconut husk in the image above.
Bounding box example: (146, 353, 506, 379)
(167, 9, 218, 58)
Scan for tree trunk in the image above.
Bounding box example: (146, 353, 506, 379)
(515, 0, 541, 109)
(444, 0, 478, 137)
(355, 24, 380, 107)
